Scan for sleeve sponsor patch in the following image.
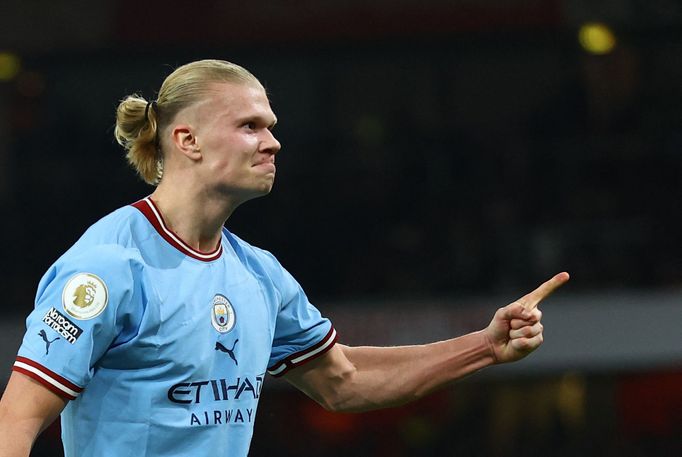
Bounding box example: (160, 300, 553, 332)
(42, 307, 83, 344)
(62, 273, 108, 320)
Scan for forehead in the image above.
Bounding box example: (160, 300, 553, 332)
(200, 82, 275, 122)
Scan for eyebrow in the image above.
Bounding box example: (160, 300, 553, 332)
(238, 114, 278, 129)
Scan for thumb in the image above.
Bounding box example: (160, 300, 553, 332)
(498, 302, 530, 321)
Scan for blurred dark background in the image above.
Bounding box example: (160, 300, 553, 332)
(1, 0, 681, 456)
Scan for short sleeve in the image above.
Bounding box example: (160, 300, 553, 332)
(264, 258, 337, 378)
(13, 244, 143, 400)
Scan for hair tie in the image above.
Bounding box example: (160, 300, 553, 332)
(144, 100, 157, 122)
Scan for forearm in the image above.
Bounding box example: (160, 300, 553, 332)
(309, 331, 496, 412)
(347, 330, 495, 407)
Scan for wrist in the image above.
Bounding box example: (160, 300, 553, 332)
(479, 329, 500, 365)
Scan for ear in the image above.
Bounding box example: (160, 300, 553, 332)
(171, 124, 202, 160)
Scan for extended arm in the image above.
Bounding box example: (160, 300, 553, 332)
(0, 371, 67, 457)
(285, 272, 569, 412)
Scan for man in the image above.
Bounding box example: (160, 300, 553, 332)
(0, 59, 569, 456)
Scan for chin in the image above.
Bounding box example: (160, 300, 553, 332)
(258, 185, 274, 196)
(245, 183, 275, 201)
(257, 178, 275, 194)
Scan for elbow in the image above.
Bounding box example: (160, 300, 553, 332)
(319, 394, 408, 414)
(318, 397, 366, 414)
(315, 385, 352, 413)
(311, 366, 362, 413)
(315, 381, 396, 414)
(317, 368, 426, 412)
(317, 397, 344, 413)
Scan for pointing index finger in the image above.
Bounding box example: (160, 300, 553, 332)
(519, 272, 570, 310)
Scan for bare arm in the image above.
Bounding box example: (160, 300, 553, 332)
(285, 272, 569, 412)
(0, 371, 67, 457)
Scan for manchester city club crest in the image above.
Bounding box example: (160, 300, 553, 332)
(210, 294, 236, 333)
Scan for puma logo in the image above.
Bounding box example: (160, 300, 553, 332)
(215, 340, 239, 366)
(39, 329, 59, 355)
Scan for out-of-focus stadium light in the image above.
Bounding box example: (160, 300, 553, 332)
(578, 22, 617, 55)
(0, 52, 21, 81)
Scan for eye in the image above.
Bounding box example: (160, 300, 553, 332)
(243, 121, 257, 131)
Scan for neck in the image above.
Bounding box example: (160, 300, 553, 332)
(150, 180, 240, 253)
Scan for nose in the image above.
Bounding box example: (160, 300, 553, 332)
(260, 129, 281, 155)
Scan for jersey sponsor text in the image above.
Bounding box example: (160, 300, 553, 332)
(190, 408, 255, 426)
(168, 376, 264, 404)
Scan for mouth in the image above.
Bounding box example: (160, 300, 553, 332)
(253, 161, 276, 174)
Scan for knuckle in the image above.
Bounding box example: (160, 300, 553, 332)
(516, 340, 530, 351)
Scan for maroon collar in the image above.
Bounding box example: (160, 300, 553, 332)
(131, 197, 223, 262)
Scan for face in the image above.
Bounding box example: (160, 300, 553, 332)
(189, 82, 281, 202)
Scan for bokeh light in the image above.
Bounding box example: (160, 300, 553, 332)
(578, 22, 617, 55)
(0, 52, 21, 81)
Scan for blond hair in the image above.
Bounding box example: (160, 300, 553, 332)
(114, 59, 261, 184)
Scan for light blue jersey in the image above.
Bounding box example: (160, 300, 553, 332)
(13, 197, 337, 457)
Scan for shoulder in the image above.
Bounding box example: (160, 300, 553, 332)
(222, 228, 303, 297)
(55, 205, 147, 279)
(64, 202, 158, 256)
(222, 228, 283, 272)
(224, 229, 303, 303)
(77, 205, 145, 245)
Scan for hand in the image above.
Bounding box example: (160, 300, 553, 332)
(484, 272, 569, 364)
